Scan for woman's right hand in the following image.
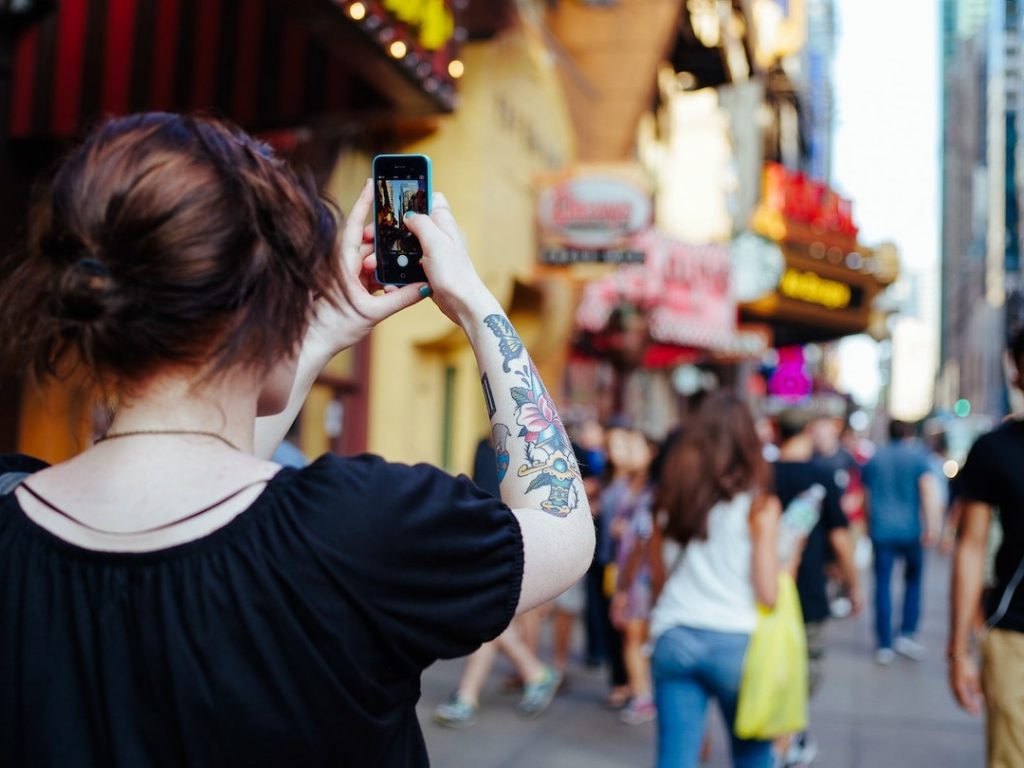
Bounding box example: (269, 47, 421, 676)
(402, 193, 496, 327)
(306, 180, 427, 357)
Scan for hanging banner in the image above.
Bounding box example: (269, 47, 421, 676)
(576, 231, 737, 350)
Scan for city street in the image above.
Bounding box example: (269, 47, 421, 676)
(418, 552, 984, 767)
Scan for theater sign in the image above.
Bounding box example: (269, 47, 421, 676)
(741, 163, 898, 345)
(536, 168, 652, 265)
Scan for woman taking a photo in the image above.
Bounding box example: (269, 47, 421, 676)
(0, 113, 594, 767)
(648, 392, 781, 768)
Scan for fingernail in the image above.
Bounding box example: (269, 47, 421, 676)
(404, 210, 415, 219)
(419, 285, 432, 298)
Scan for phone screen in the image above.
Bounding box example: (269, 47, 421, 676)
(373, 154, 430, 285)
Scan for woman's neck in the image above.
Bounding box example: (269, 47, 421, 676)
(106, 369, 260, 453)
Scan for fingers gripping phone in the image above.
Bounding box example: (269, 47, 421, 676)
(373, 154, 431, 285)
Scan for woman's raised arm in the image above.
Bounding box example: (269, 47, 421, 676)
(405, 200, 595, 613)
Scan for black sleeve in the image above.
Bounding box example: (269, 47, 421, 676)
(310, 454, 524, 670)
(0, 454, 49, 475)
(956, 432, 998, 506)
(818, 465, 848, 531)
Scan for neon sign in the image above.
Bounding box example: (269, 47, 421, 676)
(768, 346, 812, 401)
(779, 268, 852, 310)
(761, 163, 858, 240)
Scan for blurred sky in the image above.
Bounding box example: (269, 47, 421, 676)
(831, 0, 940, 410)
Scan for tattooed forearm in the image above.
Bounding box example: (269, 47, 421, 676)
(483, 313, 581, 518)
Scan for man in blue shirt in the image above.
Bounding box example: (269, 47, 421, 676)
(862, 420, 941, 664)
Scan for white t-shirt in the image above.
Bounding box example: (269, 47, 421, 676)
(649, 491, 759, 639)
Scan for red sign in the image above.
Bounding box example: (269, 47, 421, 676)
(762, 163, 858, 239)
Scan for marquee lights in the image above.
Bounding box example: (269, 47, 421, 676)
(779, 268, 852, 310)
(343, 0, 463, 107)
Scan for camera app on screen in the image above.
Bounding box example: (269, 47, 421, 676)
(375, 176, 427, 258)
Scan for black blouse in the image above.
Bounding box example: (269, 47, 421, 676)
(0, 452, 523, 767)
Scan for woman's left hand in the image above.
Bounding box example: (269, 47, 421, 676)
(305, 179, 427, 357)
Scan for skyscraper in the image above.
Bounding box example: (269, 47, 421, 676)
(938, 0, 1021, 418)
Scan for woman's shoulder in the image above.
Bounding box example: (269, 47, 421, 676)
(287, 452, 500, 519)
(294, 452, 458, 490)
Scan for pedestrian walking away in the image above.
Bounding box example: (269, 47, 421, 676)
(0, 114, 595, 767)
(648, 392, 785, 768)
(772, 408, 863, 766)
(949, 328, 1024, 768)
(862, 419, 942, 665)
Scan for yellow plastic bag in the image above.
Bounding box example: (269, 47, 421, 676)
(734, 573, 808, 740)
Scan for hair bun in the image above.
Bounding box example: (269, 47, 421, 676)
(56, 256, 117, 323)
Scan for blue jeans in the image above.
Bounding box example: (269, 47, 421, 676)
(652, 626, 774, 768)
(872, 540, 923, 650)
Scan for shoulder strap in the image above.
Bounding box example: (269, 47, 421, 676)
(987, 554, 1024, 629)
(16, 479, 271, 536)
(0, 472, 29, 496)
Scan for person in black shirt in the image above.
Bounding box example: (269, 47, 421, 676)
(773, 408, 862, 767)
(0, 114, 594, 767)
(949, 329, 1024, 766)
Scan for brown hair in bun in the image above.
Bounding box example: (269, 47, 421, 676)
(0, 112, 341, 389)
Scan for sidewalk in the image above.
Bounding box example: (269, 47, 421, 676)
(416, 552, 984, 767)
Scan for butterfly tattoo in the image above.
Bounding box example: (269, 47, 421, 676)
(484, 314, 525, 372)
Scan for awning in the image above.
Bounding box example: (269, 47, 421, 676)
(9, 0, 460, 140)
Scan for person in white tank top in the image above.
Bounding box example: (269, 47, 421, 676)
(646, 392, 782, 768)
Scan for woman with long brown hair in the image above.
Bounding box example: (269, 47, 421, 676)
(0, 114, 594, 767)
(648, 391, 781, 768)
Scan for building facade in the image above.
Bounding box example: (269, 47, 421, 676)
(938, 0, 1022, 420)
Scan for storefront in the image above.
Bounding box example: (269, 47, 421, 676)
(571, 230, 748, 436)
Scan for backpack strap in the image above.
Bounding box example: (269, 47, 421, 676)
(0, 472, 29, 496)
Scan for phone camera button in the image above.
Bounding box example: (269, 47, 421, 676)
(399, 272, 407, 280)
(397, 255, 410, 267)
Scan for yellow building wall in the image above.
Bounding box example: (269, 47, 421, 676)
(325, 23, 576, 473)
(17, 378, 94, 462)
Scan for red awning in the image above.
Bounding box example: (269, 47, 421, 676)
(9, 0, 456, 140)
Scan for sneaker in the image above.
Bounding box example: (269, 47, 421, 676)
(433, 694, 478, 728)
(830, 596, 853, 619)
(894, 635, 927, 661)
(603, 687, 631, 710)
(516, 667, 560, 718)
(783, 731, 819, 767)
(875, 648, 895, 666)
(619, 696, 656, 725)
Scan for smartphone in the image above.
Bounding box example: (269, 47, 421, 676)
(372, 153, 431, 285)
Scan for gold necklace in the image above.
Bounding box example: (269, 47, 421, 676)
(96, 429, 241, 452)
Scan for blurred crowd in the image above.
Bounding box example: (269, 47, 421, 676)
(433, 390, 958, 768)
